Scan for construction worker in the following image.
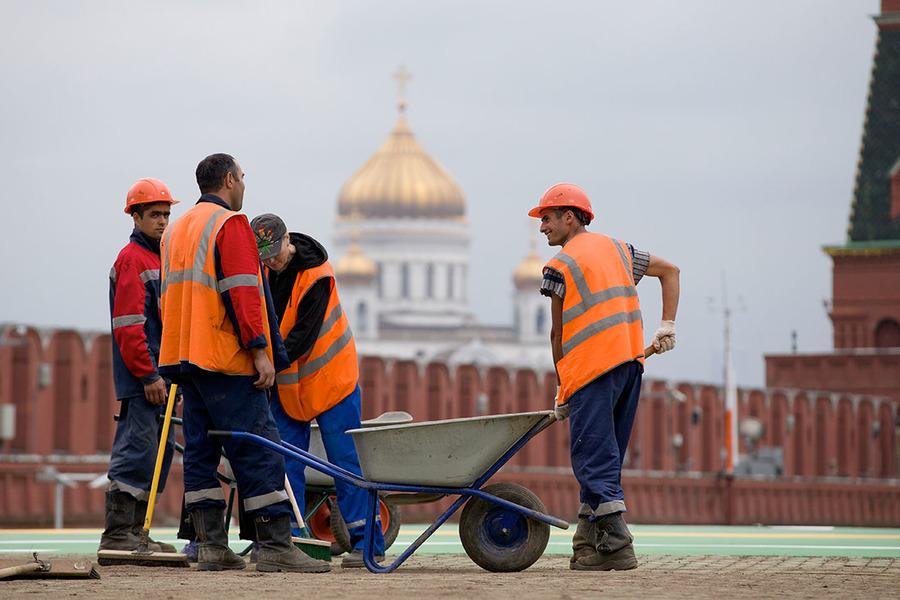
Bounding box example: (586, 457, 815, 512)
(529, 183, 680, 571)
(158, 154, 329, 574)
(249, 213, 385, 568)
(101, 178, 179, 556)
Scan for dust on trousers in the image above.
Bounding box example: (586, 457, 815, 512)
(107, 394, 175, 499)
(270, 385, 385, 554)
(178, 371, 292, 519)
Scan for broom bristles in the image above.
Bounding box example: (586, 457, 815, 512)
(292, 537, 332, 561)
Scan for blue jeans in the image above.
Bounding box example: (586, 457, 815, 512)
(178, 372, 291, 519)
(568, 361, 643, 518)
(270, 386, 385, 554)
(107, 394, 175, 500)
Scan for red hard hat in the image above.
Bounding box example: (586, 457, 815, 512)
(124, 178, 179, 214)
(528, 182, 594, 222)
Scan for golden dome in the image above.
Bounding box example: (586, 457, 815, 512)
(513, 244, 546, 289)
(334, 242, 377, 281)
(337, 112, 466, 220)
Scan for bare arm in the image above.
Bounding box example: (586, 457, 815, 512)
(550, 293, 564, 385)
(645, 254, 680, 321)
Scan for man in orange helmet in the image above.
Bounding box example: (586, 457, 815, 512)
(100, 179, 179, 556)
(529, 183, 680, 571)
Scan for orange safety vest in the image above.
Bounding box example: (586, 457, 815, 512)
(273, 261, 358, 421)
(545, 232, 644, 404)
(158, 201, 273, 375)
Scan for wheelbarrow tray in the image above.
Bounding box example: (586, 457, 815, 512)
(305, 411, 413, 487)
(346, 411, 552, 487)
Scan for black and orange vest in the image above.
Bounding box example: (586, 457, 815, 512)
(274, 261, 358, 421)
(545, 232, 644, 403)
(158, 201, 273, 375)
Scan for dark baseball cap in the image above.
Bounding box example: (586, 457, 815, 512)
(250, 213, 287, 261)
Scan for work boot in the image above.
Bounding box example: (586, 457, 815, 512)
(569, 516, 594, 566)
(191, 506, 246, 571)
(99, 491, 175, 553)
(99, 491, 142, 552)
(571, 512, 638, 571)
(254, 514, 330, 573)
(341, 549, 385, 569)
(134, 499, 177, 553)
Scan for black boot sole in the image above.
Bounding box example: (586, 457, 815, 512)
(197, 561, 247, 571)
(255, 562, 330, 573)
(570, 557, 638, 571)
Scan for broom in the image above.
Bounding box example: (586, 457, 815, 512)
(284, 475, 331, 561)
(97, 384, 190, 567)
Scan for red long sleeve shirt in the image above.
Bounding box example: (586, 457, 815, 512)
(206, 197, 267, 350)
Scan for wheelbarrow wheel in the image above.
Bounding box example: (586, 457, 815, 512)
(459, 482, 550, 572)
(330, 496, 401, 554)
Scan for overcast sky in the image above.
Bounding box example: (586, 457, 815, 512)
(0, 1, 880, 387)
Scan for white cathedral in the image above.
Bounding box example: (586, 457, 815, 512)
(330, 73, 552, 371)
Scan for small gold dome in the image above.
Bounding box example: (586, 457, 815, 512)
(513, 246, 545, 289)
(335, 243, 378, 281)
(337, 113, 466, 220)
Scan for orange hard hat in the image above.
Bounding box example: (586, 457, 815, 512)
(528, 182, 594, 222)
(124, 178, 179, 214)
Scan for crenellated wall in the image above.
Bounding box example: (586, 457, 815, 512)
(1, 324, 898, 527)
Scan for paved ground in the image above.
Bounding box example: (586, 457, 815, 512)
(1, 553, 898, 599)
(2, 525, 899, 599)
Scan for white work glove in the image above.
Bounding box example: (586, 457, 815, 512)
(652, 320, 676, 354)
(552, 388, 570, 421)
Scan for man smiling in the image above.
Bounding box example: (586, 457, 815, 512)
(530, 182, 680, 571)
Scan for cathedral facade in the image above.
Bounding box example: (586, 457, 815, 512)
(330, 84, 553, 372)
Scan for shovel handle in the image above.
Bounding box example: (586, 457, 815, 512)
(0, 562, 42, 580)
(644, 345, 656, 358)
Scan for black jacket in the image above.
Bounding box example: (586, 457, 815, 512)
(267, 232, 330, 364)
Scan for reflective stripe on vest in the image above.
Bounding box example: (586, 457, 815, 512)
(159, 202, 273, 375)
(274, 261, 359, 422)
(547, 233, 644, 403)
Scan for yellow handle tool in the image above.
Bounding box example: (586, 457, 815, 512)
(141, 383, 178, 538)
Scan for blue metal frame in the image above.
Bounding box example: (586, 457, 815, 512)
(208, 413, 568, 573)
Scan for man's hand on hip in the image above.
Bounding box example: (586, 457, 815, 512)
(251, 348, 275, 389)
(143, 378, 167, 406)
(652, 320, 676, 353)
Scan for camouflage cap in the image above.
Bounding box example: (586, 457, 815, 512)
(250, 213, 287, 261)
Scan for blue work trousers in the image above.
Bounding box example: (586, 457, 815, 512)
(568, 360, 643, 519)
(270, 386, 385, 554)
(107, 394, 175, 500)
(179, 372, 291, 519)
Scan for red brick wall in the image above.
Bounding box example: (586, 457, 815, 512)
(2, 324, 898, 527)
(830, 253, 900, 349)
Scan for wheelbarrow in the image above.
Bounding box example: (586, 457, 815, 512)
(209, 410, 568, 573)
